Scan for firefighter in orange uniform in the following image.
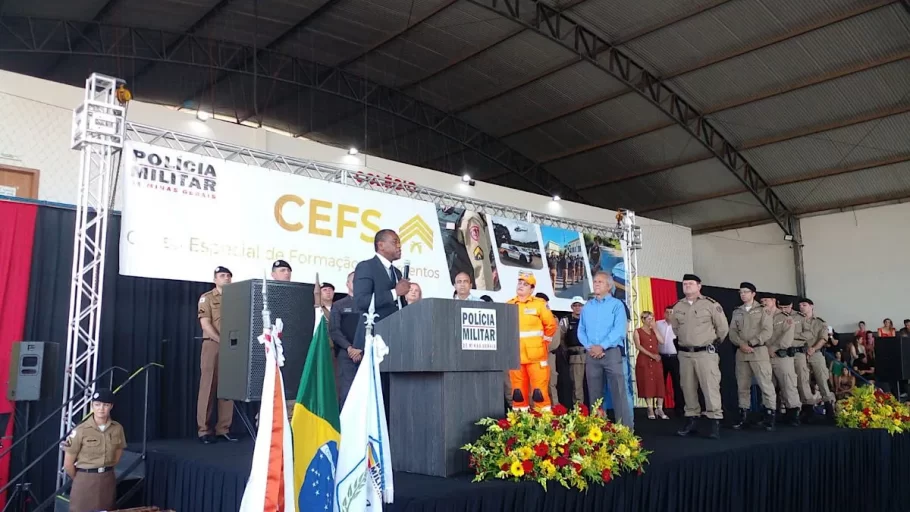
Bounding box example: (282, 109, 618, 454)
(507, 272, 558, 410)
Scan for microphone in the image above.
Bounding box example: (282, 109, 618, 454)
(402, 260, 411, 280)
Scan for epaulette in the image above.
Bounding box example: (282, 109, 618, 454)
(816, 316, 825, 323)
(673, 298, 686, 306)
(703, 296, 719, 304)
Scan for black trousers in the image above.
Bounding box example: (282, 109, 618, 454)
(662, 354, 683, 411)
(335, 350, 359, 410)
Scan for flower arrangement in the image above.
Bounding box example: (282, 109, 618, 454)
(462, 401, 650, 490)
(835, 386, 910, 434)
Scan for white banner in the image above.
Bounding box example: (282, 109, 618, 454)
(118, 141, 588, 310)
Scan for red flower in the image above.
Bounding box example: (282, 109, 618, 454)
(552, 404, 568, 416)
(551, 419, 561, 429)
(861, 420, 869, 429)
(637, 468, 643, 476)
(578, 448, 586, 456)
(862, 407, 871, 416)
(555, 456, 569, 468)
(522, 460, 534, 473)
(531, 410, 542, 418)
(505, 436, 517, 455)
(497, 418, 511, 429)
(601, 468, 612, 482)
(468, 456, 476, 468)
(534, 442, 549, 458)
(572, 462, 582, 473)
(501, 462, 510, 471)
(579, 404, 590, 417)
(608, 439, 615, 446)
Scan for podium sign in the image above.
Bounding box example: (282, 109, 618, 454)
(374, 299, 518, 477)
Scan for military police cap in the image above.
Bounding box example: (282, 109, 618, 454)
(518, 271, 537, 287)
(321, 282, 335, 291)
(479, 295, 494, 302)
(799, 297, 814, 305)
(739, 282, 756, 292)
(682, 273, 701, 283)
(777, 296, 793, 306)
(272, 259, 292, 271)
(91, 388, 115, 404)
(535, 292, 550, 302)
(214, 266, 232, 276)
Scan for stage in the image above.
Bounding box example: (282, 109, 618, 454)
(141, 412, 910, 512)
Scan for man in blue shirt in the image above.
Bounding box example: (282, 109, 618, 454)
(579, 271, 633, 429)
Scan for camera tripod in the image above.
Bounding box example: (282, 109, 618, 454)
(2, 483, 38, 512)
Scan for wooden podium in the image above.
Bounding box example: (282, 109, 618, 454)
(374, 298, 518, 477)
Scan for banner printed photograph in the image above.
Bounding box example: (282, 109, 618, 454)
(434, 206, 501, 292)
(583, 234, 626, 302)
(539, 225, 590, 299)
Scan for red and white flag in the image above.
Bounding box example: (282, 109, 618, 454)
(239, 319, 296, 512)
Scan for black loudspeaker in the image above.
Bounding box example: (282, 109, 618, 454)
(7, 342, 60, 402)
(218, 279, 315, 402)
(875, 335, 910, 381)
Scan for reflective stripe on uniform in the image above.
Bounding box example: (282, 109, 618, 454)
(520, 330, 543, 338)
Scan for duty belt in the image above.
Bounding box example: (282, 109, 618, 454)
(678, 345, 716, 354)
(774, 348, 791, 358)
(788, 346, 807, 355)
(77, 466, 114, 474)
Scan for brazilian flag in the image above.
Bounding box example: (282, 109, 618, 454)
(291, 317, 340, 511)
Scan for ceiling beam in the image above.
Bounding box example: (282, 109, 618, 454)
(638, 153, 910, 214)
(575, 103, 910, 190)
(465, 0, 797, 237)
(40, 0, 123, 78)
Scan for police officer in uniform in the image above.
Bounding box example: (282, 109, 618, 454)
(671, 274, 729, 439)
(438, 208, 494, 290)
(729, 282, 775, 431)
(197, 266, 237, 443)
(561, 296, 587, 403)
(63, 389, 126, 512)
(271, 259, 292, 280)
(761, 295, 802, 426)
(797, 298, 836, 422)
(330, 271, 360, 408)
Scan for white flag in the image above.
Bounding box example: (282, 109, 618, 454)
(333, 331, 394, 512)
(239, 319, 296, 512)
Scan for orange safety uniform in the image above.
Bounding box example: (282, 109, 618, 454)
(507, 275, 557, 410)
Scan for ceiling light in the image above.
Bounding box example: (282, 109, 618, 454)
(552, 195, 561, 202)
(196, 110, 210, 121)
(784, 234, 794, 241)
(348, 147, 359, 155)
(462, 174, 471, 182)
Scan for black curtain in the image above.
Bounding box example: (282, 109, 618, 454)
(674, 283, 800, 417)
(10, 205, 249, 502)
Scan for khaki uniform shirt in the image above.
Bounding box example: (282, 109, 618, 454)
(768, 310, 796, 351)
(729, 304, 773, 361)
(198, 288, 223, 337)
(459, 211, 494, 290)
(64, 419, 127, 469)
(670, 295, 730, 348)
(792, 312, 826, 348)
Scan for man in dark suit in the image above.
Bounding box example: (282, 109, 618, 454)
(353, 229, 411, 350)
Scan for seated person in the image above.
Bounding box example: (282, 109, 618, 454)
(835, 367, 855, 400)
(829, 351, 845, 391)
(853, 354, 875, 385)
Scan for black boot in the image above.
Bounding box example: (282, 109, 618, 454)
(757, 408, 776, 431)
(786, 407, 801, 426)
(707, 419, 720, 439)
(677, 417, 698, 437)
(799, 404, 814, 423)
(824, 402, 836, 423)
(732, 408, 750, 430)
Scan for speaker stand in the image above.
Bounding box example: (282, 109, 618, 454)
(235, 403, 256, 441)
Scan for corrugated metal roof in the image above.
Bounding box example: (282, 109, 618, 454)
(501, 87, 662, 160)
(669, 4, 910, 111)
(622, 0, 885, 77)
(774, 160, 910, 212)
(549, 125, 712, 188)
(569, 0, 723, 43)
(711, 59, 910, 146)
(742, 110, 910, 184)
(343, 2, 519, 87)
(582, 158, 745, 210)
(641, 192, 768, 229)
(405, 30, 576, 112)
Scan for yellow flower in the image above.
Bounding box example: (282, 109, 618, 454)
(882, 405, 893, 416)
(542, 459, 557, 477)
(894, 419, 902, 427)
(629, 438, 640, 449)
(587, 427, 603, 443)
(616, 444, 631, 457)
(516, 446, 533, 460)
(550, 430, 567, 445)
(510, 461, 524, 477)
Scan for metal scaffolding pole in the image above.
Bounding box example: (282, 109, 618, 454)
(58, 73, 127, 488)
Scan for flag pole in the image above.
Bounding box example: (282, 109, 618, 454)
(364, 293, 377, 339)
(262, 270, 271, 335)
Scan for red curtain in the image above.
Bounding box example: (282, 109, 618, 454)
(650, 278, 680, 408)
(0, 200, 38, 508)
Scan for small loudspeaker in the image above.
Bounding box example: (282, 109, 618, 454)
(7, 342, 60, 402)
(218, 279, 315, 402)
(875, 335, 910, 381)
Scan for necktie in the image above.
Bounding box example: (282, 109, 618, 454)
(389, 265, 396, 284)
